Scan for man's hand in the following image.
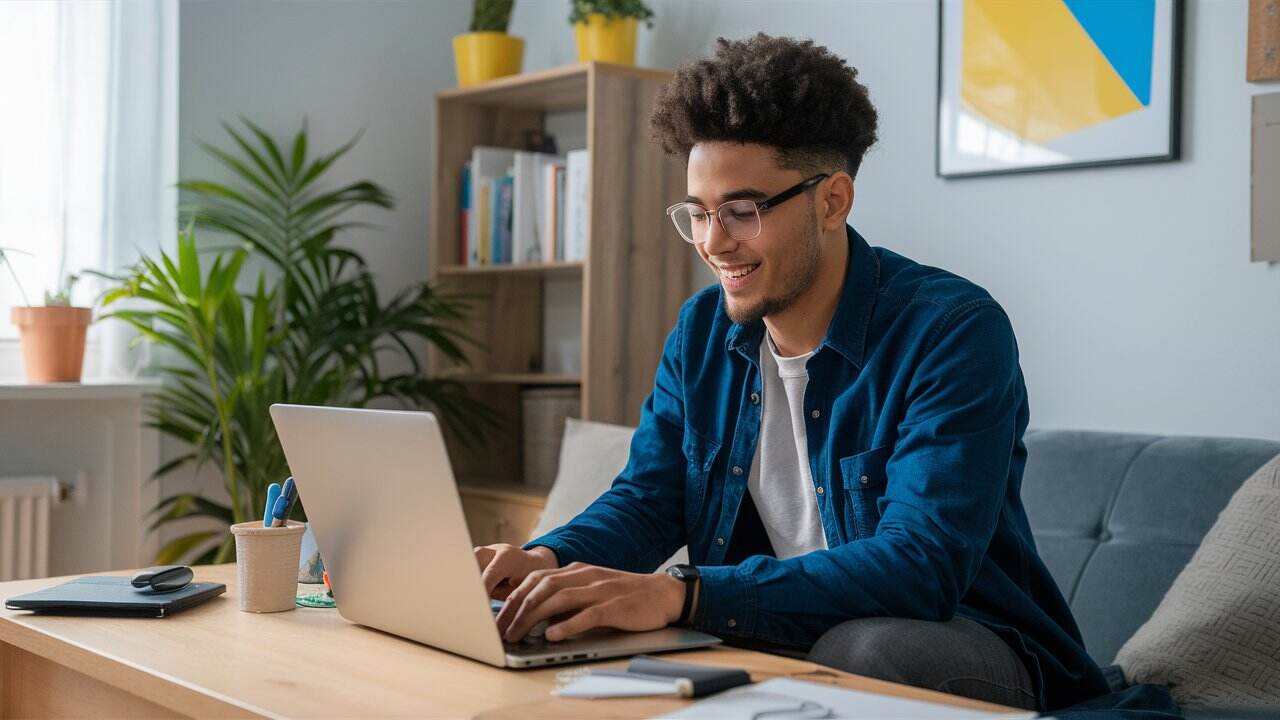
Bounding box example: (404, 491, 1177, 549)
(494, 562, 686, 642)
(474, 544, 559, 600)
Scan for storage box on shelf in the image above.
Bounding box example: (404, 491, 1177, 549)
(429, 62, 690, 544)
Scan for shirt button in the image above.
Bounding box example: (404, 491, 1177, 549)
(750, 392, 760, 405)
(860, 475, 869, 485)
(716, 537, 725, 546)
(727, 618, 737, 629)
(816, 486, 825, 496)
(732, 465, 743, 476)
(810, 409, 820, 419)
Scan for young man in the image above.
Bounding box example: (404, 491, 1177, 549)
(475, 34, 1106, 711)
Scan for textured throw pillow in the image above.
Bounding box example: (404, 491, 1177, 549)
(1116, 453, 1280, 704)
(528, 418, 686, 567)
(530, 418, 635, 539)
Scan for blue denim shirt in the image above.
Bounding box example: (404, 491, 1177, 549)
(527, 225, 1107, 710)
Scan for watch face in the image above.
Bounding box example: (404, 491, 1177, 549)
(668, 564, 695, 581)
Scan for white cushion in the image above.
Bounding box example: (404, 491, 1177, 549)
(1116, 453, 1280, 704)
(530, 418, 687, 567)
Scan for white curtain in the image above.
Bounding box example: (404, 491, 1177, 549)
(99, 0, 179, 379)
(0, 0, 177, 379)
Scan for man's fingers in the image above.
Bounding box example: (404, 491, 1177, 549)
(545, 604, 608, 642)
(504, 584, 602, 642)
(473, 546, 495, 571)
(494, 566, 550, 631)
(497, 565, 598, 639)
(479, 546, 525, 596)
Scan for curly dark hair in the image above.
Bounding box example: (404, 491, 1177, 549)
(650, 33, 878, 177)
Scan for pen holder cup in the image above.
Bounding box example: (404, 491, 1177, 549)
(231, 520, 306, 613)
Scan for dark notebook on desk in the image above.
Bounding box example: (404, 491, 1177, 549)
(5, 576, 226, 617)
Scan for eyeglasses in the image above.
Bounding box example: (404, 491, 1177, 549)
(665, 174, 829, 245)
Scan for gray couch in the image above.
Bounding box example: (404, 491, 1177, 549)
(1022, 429, 1280, 718)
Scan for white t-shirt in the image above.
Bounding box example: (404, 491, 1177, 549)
(746, 333, 828, 559)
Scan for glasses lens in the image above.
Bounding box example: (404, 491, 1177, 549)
(719, 200, 761, 240)
(669, 204, 711, 244)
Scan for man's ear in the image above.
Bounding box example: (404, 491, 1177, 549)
(820, 172, 854, 232)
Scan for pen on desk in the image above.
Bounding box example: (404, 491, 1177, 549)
(263, 482, 282, 528)
(270, 477, 297, 527)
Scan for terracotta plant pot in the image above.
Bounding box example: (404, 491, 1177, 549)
(452, 31, 525, 87)
(10, 306, 92, 383)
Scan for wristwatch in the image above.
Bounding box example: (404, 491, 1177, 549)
(665, 564, 700, 625)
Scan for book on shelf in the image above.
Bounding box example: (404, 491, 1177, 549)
(467, 147, 515, 267)
(552, 162, 563, 260)
(545, 162, 565, 263)
(563, 149, 590, 262)
(512, 151, 562, 264)
(495, 174, 514, 264)
(476, 177, 492, 266)
(459, 162, 471, 267)
(460, 146, 584, 268)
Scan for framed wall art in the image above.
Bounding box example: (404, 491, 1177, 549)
(937, 0, 1183, 178)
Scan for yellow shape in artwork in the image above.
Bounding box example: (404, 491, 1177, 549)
(961, 0, 1143, 144)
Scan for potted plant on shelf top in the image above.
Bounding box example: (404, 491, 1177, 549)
(2, 248, 92, 384)
(454, 0, 524, 88)
(569, 0, 655, 66)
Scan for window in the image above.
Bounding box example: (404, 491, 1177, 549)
(0, 2, 111, 340)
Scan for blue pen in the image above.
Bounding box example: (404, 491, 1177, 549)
(270, 477, 297, 527)
(263, 483, 282, 528)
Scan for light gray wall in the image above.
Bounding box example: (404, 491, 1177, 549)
(179, 0, 1280, 452)
(179, 0, 469, 303)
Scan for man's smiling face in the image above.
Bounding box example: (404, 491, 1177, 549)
(685, 141, 825, 326)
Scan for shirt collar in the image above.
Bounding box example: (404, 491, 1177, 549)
(725, 224, 879, 368)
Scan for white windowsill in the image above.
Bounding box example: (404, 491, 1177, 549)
(0, 377, 161, 400)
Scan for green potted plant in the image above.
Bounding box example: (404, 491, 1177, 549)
(454, 0, 524, 87)
(2, 248, 92, 384)
(99, 119, 496, 564)
(569, 0, 654, 65)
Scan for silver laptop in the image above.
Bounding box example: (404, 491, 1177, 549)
(269, 403, 721, 668)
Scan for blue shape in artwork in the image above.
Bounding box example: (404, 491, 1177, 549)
(1063, 0, 1156, 106)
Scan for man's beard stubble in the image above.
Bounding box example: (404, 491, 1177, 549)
(724, 212, 823, 326)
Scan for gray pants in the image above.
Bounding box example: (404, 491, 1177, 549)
(805, 616, 1039, 710)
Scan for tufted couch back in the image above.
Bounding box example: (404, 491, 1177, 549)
(1021, 430, 1280, 666)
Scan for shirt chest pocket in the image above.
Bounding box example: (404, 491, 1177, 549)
(839, 445, 892, 540)
(683, 429, 720, 520)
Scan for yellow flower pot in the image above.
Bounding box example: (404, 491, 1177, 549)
(453, 32, 525, 88)
(573, 14, 638, 65)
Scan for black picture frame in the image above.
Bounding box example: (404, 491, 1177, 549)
(935, 0, 1184, 179)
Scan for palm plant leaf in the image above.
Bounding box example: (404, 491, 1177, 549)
(154, 530, 222, 566)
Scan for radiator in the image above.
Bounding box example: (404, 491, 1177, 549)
(0, 476, 58, 581)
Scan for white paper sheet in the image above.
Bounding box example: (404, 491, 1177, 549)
(554, 673, 681, 699)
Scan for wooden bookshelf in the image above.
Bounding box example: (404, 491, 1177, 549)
(429, 62, 690, 500)
(439, 371, 581, 386)
(436, 261, 584, 279)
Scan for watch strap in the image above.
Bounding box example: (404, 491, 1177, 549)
(667, 564, 698, 625)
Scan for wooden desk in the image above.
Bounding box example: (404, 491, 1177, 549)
(0, 565, 1012, 718)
